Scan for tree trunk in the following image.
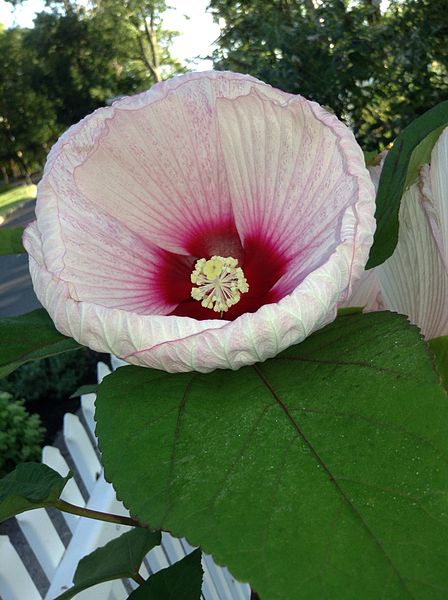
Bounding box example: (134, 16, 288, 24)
(9, 159, 20, 179)
(136, 34, 161, 82)
(364, 0, 381, 24)
(130, 4, 161, 83)
(0, 164, 9, 186)
(17, 154, 32, 185)
(303, 0, 318, 23)
(143, 6, 161, 82)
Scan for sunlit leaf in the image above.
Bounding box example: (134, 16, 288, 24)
(367, 101, 448, 268)
(404, 125, 446, 190)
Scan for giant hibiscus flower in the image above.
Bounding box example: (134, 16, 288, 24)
(24, 72, 375, 372)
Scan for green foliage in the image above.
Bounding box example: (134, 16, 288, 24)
(0, 226, 25, 255)
(0, 462, 70, 522)
(27, 6, 153, 129)
(0, 0, 184, 178)
(55, 528, 162, 600)
(367, 101, 448, 268)
(0, 27, 59, 179)
(88, 0, 185, 86)
(0, 309, 82, 379)
(3, 346, 95, 403)
(209, 0, 448, 149)
(96, 312, 448, 599)
(0, 392, 45, 477)
(128, 549, 203, 599)
(429, 336, 448, 391)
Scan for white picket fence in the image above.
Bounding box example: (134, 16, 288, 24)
(0, 362, 250, 600)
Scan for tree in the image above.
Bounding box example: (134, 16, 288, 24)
(0, 26, 58, 181)
(0, 0, 184, 176)
(27, 1, 184, 129)
(90, 0, 185, 84)
(208, 0, 448, 150)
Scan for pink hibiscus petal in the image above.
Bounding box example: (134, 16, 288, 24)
(73, 74, 271, 255)
(27, 235, 358, 372)
(377, 181, 448, 339)
(347, 141, 448, 340)
(26, 71, 376, 372)
(216, 90, 366, 300)
(420, 129, 448, 272)
(31, 170, 178, 314)
(340, 268, 384, 312)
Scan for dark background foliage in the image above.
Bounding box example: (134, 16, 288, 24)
(1, 349, 104, 446)
(209, 0, 448, 150)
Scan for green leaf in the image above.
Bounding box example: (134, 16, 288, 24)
(367, 101, 448, 269)
(54, 528, 162, 600)
(0, 463, 71, 522)
(128, 549, 203, 599)
(0, 309, 82, 378)
(69, 384, 98, 399)
(429, 336, 448, 390)
(0, 226, 26, 255)
(96, 312, 448, 600)
(403, 125, 446, 190)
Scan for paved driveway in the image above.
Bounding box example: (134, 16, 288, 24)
(0, 202, 41, 317)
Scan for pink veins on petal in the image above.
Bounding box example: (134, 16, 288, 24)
(71, 79, 357, 321)
(24, 71, 376, 373)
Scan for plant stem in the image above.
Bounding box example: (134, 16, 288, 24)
(131, 572, 146, 586)
(54, 499, 144, 528)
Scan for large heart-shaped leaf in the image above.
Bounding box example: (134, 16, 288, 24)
(0, 463, 71, 522)
(55, 528, 161, 600)
(96, 312, 448, 599)
(0, 309, 81, 378)
(367, 101, 448, 269)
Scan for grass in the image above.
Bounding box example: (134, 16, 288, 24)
(0, 183, 37, 222)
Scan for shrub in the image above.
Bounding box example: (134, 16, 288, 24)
(0, 392, 45, 477)
(2, 348, 97, 404)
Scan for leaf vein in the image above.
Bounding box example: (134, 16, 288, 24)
(253, 363, 416, 599)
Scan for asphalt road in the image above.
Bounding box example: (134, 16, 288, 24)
(0, 201, 41, 317)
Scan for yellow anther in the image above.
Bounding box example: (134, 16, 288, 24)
(190, 255, 249, 315)
(203, 258, 223, 280)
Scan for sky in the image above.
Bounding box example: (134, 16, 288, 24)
(0, 0, 221, 70)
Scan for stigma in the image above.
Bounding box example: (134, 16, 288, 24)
(191, 256, 249, 315)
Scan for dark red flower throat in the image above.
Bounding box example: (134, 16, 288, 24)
(156, 223, 287, 320)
